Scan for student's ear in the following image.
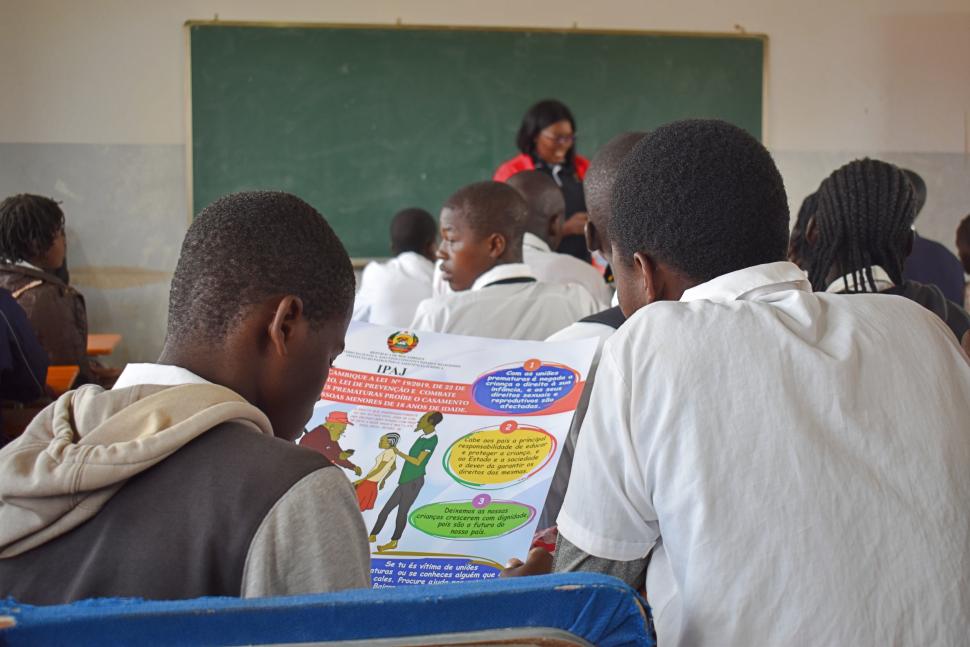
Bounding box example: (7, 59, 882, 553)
(266, 295, 305, 357)
(585, 221, 600, 254)
(804, 216, 819, 247)
(633, 252, 661, 304)
(424, 239, 438, 262)
(487, 233, 507, 259)
(548, 212, 563, 247)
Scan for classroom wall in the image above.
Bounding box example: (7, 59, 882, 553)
(2, 0, 968, 363)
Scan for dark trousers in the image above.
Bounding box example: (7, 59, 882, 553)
(371, 476, 424, 541)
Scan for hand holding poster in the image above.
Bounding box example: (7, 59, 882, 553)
(299, 323, 597, 588)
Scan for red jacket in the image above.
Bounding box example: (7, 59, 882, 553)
(493, 153, 590, 182)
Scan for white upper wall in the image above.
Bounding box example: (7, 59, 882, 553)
(1, 0, 968, 152)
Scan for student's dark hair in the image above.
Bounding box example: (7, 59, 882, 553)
(0, 194, 65, 264)
(901, 168, 927, 217)
(807, 159, 915, 292)
(515, 99, 577, 164)
(958, 214, 970, 247)
(443, 181, 528, 258)
(167, 191, 355, 344)
(506, 171, 565, 241)
(390, 207, 436, 256)
(584, 132, 649, 243)
(427, 411, 443, 425)
(611, 120, 789, 283)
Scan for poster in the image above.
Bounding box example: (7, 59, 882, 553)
(299, 322, 597, 588)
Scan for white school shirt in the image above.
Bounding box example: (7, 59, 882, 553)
(522, 233, 613, 309)
(352, 252, 434, 328)
(558, 261, 970, 647)
(410, 263, 599, 341)
(113, 363, 212, 389)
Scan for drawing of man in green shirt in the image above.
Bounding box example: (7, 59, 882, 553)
(370, 411, 443, 552)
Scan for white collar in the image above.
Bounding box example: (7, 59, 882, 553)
(470, 263, 537, 291)
(523, 232, 552, 253)
(113, 363, 212, 390)
(395, 251, 434, 271)
(680, 262, 810, 304)
(825, 266, 895, 293)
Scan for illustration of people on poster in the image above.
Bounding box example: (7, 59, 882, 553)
(299, 322, 597, 588)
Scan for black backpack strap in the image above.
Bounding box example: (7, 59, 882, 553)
(579, 305, 625, 329)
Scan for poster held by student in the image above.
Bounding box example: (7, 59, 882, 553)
(300, 322, 596, 588)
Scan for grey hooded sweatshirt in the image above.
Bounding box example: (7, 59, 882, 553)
(0, 383, 370, 603)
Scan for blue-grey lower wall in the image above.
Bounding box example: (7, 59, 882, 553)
(1, 143, 967, 363)
(0, 143, 186, 365)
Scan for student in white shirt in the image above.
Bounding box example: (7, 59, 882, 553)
(352, 208, 436, 328)
(410, 182, 599, 340)
(799, 158, 970, 343)
(505, 120, 970, 646)
(539, 132, 647, 529)
(505, 171, 612, 308)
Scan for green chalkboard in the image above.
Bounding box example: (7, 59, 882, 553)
(189, 23, 764, 258)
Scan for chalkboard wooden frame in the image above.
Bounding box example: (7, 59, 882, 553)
(185, 20, 767, 263)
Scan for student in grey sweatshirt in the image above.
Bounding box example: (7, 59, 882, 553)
(0, 191, 371, 603)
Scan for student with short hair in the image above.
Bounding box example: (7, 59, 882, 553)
(538, 132, 646, 530)
(506, 171, 612, 308)
(352, 207, 437, 328)
(802, 158, 970, 341)
(0, 194, 94, 383)
(410, 182, 599, 340)
(0, 191, 371, 603)
(507, 120, 970, 646)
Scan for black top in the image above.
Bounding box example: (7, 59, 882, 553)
(533, 156, 590, 262)
(579, 305, 626, 330)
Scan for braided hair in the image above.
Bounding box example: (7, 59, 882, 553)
(808, 159, 915, 292)
(0, 194, 65, 264)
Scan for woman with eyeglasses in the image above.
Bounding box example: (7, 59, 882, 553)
(494, 99, 591, 261)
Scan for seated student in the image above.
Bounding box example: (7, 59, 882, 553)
(957, 213, 970, 311)
(0, 195, 115, 385)
(505, 120, 970, 646)
(506, 171, 612, 308)
(801, 158, 970, 341)
(0, 191, 370, 603)
(0, 288, 49, 444)
(352, 207, 437, 328)
(786, 190, 817, 268)
(410, 182, 599, 340)
(900, 169, 966, 304)
(0, 288, 48, 404)
(538, 132, 646, 531)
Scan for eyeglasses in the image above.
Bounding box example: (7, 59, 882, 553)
(539, 132, 576, 145)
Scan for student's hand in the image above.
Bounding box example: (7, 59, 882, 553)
(561, 212, 589, 237)
(346, 449, 355, 456)
(354, 466, 362, 476)
(500, 547, 553, 578)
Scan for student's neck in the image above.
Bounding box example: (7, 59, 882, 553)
(157, 341, 259, 403)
